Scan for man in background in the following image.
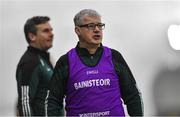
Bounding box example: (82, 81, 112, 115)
(16, 16, 54, 116)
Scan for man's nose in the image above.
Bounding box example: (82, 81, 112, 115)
(93, 26, 101, 32)
(50, 31, 54, 38)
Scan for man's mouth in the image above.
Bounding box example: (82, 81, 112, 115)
(93, 35, 101, 40)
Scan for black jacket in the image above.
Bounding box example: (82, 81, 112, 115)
(16, 46, 53, 116)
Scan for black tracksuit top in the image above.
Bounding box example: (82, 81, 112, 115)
(16, 46, 53, 116)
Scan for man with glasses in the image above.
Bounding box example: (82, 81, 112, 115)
(47, 9, 143, 116)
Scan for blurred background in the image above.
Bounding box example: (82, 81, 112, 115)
(1, 0, 180, 116)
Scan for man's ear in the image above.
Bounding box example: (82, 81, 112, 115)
(28, 33, 36, 42)
(75, 26, 81, 36)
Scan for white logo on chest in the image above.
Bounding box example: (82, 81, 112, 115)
(86, 70, 98, 75)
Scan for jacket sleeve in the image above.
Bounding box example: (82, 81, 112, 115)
(47, 54, 68, 116)
(111, 49, 144, 116)
(16, 60, 40, 116)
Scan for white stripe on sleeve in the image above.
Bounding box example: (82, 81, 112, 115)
(21, 86, 31, 116)
(44, 90, 50, 117)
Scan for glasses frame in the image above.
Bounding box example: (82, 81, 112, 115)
(78, 23, 105, 30)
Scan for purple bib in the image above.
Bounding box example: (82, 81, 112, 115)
(66, 46, 125, 116)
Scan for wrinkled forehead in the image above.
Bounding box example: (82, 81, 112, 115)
(35, 22, 52, 31)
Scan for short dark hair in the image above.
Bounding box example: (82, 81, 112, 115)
(24, 16, 50, 43)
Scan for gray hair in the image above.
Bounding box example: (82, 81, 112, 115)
(73, 9, 101, 26)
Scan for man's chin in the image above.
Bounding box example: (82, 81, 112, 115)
(45, 45, 52, 50)
(94, 41, 102, 46)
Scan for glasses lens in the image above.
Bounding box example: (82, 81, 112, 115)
(97, 23, 105, 30)
(87, 24, 95, 30)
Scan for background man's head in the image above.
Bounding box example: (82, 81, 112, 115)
(24, 16, 53, 50)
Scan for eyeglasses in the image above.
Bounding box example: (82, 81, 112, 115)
(78, 23, 105, 30)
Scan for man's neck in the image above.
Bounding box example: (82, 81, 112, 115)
(30, 43, 47, 52)
(79, 42, 100, 54)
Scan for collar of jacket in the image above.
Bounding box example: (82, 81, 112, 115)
(75, 42, 103, 57)
(28, 46, 50, 60)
